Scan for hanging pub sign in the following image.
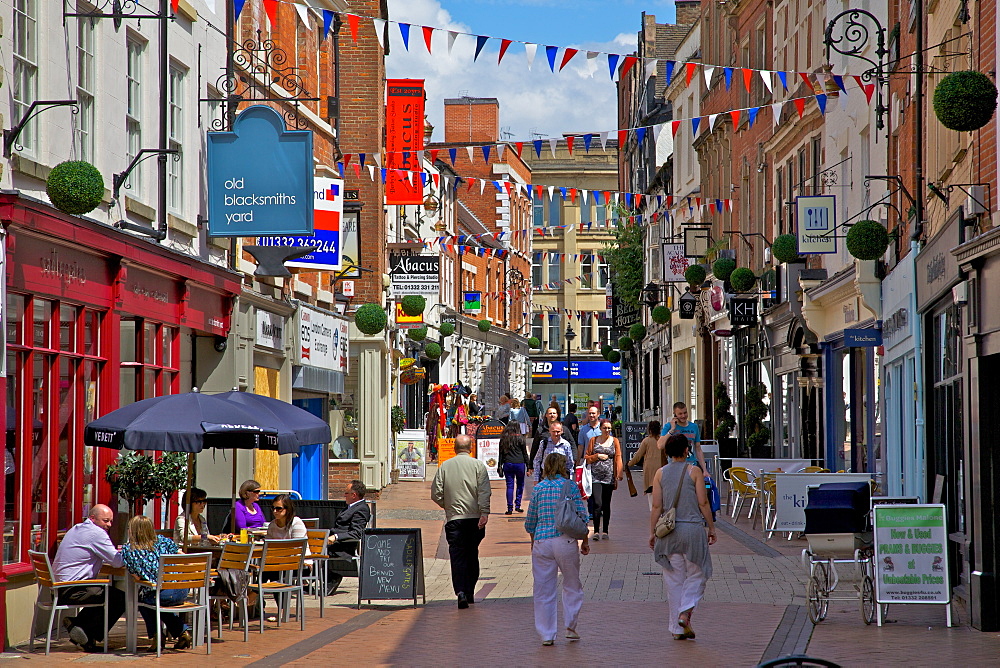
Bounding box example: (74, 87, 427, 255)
(795, 195, 838, 254)
(729, 298, 758, 326)
(679, 291, 698, 319)
(662, 243, 694, 282)
(207, 105, 314, 237)
(683, 226, 711, 258)
(611, 292, 640, 329)
(385, 79, 425, 205)
(390, 252, 440, 297)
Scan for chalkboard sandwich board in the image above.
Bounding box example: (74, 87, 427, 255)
(357, 528, 426, 608)
(622, 422, 648, 471)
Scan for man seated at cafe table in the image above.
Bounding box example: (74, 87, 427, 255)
(52, 504, 127, 652)
(326, 479, 372, 594)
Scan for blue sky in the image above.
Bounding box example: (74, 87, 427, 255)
(385, 0, 680, 140)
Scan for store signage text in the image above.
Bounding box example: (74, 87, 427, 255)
(40, 249, 87, 286)
(883, 308, 909, 342)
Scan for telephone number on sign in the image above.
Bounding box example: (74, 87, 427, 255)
(256, 237, 337, 253)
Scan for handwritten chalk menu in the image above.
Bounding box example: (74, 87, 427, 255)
(873, 504, 949, 605)
(357, 528, 426, 608)
(622, 422, 647, 471)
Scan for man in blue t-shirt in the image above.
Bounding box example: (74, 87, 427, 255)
(658, 401, 707, 472)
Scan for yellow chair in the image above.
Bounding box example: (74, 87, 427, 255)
(803, 466, 829, 473)
(28, 550, 111, 655)
(254, 538, 307, 632)
(209, 542, 256, 642)
(137, 552, 213, 657)
(728, 468, 760, 521)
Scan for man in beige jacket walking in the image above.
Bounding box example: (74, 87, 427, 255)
(431, 434, 491, 608)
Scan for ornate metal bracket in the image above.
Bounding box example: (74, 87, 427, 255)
(63, 0, 169, 31)
(112, 148, 178, 200)
(825, 9, 889, 137)
(3, 100, 78, 158)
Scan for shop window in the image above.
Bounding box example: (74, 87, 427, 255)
(5, 352, 20, 565)
(7, 294, 24, 346)
(33, 299, 52, 349)
(120, 319, 179, 405)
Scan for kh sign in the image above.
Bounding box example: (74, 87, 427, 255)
(207, 105, 314, 237)
(729, 298, 758, 326)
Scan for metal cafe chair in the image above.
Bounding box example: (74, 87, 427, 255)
(136, 552, 214, 657)
(253, 538, 307, 632)
(209, 541, 256, 642)
(28, 550, 111, 655)
(303, 529, 331, 617)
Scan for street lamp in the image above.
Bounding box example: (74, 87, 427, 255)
(641, 281, 661, 308)
(564, 324, 576, 414)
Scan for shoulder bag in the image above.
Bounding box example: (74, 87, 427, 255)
(556, 478, 590, 540)
(655, 464, 689, 538)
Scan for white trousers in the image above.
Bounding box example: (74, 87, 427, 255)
(532, 536, 584, 641)
(661, 553, 706, 635)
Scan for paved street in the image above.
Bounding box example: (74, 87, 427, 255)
(9, 469, 1000, 666)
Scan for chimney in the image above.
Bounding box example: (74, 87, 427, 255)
(675, 1, 701, 25)
(444, 97, 500, 143)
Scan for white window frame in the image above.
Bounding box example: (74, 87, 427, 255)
(76, 14, 96, 162)
(547, 314, 562, 352)
(12, 0, 38, 155)
(168, 64, 186, 213)
(126, 37, 144, 191)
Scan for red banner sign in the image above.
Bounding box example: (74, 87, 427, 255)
(385, 79, 425, 205)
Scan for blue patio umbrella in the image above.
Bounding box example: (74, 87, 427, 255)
(214, 391, 332, 446)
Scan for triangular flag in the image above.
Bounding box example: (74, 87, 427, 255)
(759, 70, 773, 94)
(771, 102, 783, 126)
(373, 19, 387, 49)
(586, 51, 599, 78)
(854, 76, 875, 103)
(730, 110, 741, 127)
(742, 68, 753, 92)
(599, 132, 608, 151)
(724, 67, 733, 90)
(533, 139, 543, 157)
(778, 71, 788, 90)
(833, 75, 847, 94)
(546, 46, 558, 72)
(428, 150, 437, 164)
(448, 148, 457, 165)
(372, 153, 382, 168)
(548, 137, 558, 157)
(583, 134, 593, 152)
(422, 26, 434, 53)
(465, 146, 475, 163)
(481, 145, 492, 163)
(293, 3, 309, 28)
(794, 98, 805, 118)
(398, 23, 411, 50)
(620, 56, 638, 79)
(515, 142, 524, 158)
(691, 117, 701, 136)
(566, 136, 575, 155)
(496, 144, 505, 161)
(322, 10, 335, 40)
(709, 113, 719, 131)
(799, 72, 813, 89)
(447, 31, 459, 54)
(685, 62, 697, 86)
(618, 129, 627, 146)
(644, 58, 659, 81)
(747, 107, 759, 127)
(498, 38, 513, 63)
(559, 48, 578, 71)
(525, 43, 537, 69)
(635, 127, 646, 145)
(816, 94, 827, 115)
(263, 0, 278, 27)
(664, 61, 675, 85)
(671, 120, 680, 138)
(703, 66, 715, 89)
(234, 0, 247, 20)
(652, 123, 664, 143)
(474, 35, 489, 61)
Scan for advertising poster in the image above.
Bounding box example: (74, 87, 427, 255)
(385, 79, 425, 205)
(873, 504, 949, 604)
(474, 419, 505, 481)
(396, 430, 427, 480)
(390, 252, 440, 297)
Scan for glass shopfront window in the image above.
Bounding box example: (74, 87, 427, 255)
(119, 319, 179, 404)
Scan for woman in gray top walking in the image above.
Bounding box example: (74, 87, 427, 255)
(649, 433, 716, 640)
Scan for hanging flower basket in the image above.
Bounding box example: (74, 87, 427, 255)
(729, 268, 757, 293)
(440, 322, 455, 337)
(528, 336, 541, 349)
(712, 257, 736, 282)
(629, 323, 646, 341)
(407, 326, 428, 341)
(846, 220, 890, 261)
(424, 342, 442, 360)
(354, 303, 388, 335)
(933, 70, 998, 132)
(400, 295, 426, 317)
(651, 305, 671, 324)
(46, 161, 105, 215)
(618, 336, 633, 351)
(771, 234, 800, 264)
(684, 264, 707, 288)
(478, 319, 492, 333)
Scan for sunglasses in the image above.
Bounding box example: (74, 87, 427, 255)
(249, 489, 261, 495)
(192, 499, 207, 504)
(272, 506, 286, 511)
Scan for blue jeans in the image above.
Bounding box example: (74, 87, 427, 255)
(503, 463, 526, 510)
(138, 588, 189, 638)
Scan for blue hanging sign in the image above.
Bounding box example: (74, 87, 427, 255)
(207, 105, 314, 237)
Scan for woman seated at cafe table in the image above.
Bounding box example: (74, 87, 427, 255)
(235, 479, 267, 531)
(174, 487, 227, 546)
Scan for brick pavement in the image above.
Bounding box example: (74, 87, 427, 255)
(12, 465, 1000, 666)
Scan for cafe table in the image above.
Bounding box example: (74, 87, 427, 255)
(101, 565, 140, 654)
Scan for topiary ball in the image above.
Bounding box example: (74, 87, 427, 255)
(771, 234, 800, 264)
(607, 350, 621, 364)
(712, 257, 736, 282)
(651, 305, 671, 324)
(46, 161, 105, 215)
(730, 267, 757, 293)
(424, 342, 442, 360)
(601, 344, 613, 359)
(618, 336, 633, 351)
(933, 70, 998, 132)
(400, 295, 426, 317)
(354, 303, 387, 335)
(407, 326, 428, 341)
(846, 220, 890, 261)
(528, 336, 541, 348)
(684, 264, 707, 287)
(629, 323, 646, 340)
(478, 319, 492, 333)
(440, 322, 455, 337)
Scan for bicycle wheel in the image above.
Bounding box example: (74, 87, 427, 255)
(860, 575, 876, 624)
(807, 572, 829, 624)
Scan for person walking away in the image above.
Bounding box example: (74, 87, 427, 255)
(524, 391, 540, 437)
(234, 479, 266, 531)
(121, 515, 192, 651)
(562, 403, 580, 444)
(531, 421, 576, 483)
(525, 452, 590, 646)
(431, 434, 491, 608)
(52, 504, 126, 652)
(629, 421, 665, 510)
(326, 480, 371, 594)
(582, 419, 623, 540)
(658, 401, 707, 471)
(509, 398, 531, 436)
(497, 423, 530, 514)
(650, 434, 717, 640)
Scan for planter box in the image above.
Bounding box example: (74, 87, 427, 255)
(717, 438, 738, 459)
(749, 444, 773, 458)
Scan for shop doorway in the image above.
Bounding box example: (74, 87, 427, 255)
(292, 397, 327, 499)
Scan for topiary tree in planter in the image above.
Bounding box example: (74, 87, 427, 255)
(424, 341, 442, 360)
(651, 305, 670, 324)
(744, 382, 771, 457)
(478, 319, 492, 333)
(684, 264, 707, 289)
(440, 322, 455, 337)
(629, 323, 646, 341)
(47, 161, 105, 215)
(771, 234, 800, 264)
(846, 220, 890, 261)
(712, 257, 736, 282)
(106, 451, 188, 516)
(528, 336, 541, 349)
(601, 344, 613, 359)
(407, 325, 428, 341)
(618, 336, 633, 351)
(400, 295, 426, 317)
(354, 303, 388, 335)
(729, 267, 757, 293)
(607, 350, 621, 364)
(714, 382, 738, 457)
(933, 70, 998, 132)
(390, 406, 406, 434)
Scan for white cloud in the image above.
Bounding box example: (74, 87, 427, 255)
(385, 0, 633, 140)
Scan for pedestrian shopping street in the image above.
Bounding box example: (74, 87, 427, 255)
(10, 471, 998, 667)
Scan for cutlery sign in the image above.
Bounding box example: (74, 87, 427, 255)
(729, 298, 758, 325)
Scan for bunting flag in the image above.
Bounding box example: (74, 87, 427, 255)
(664, 60, 675, 86)
(398, 23, 411, 50)
(262, 0, 277, 26)
(546, 46, 558, 72)
(685, 62, 697, 86)
(742, 68, 753, 92)
(171, 0, 180, 13)
(422, 25, 434, 52)
(323, 10, 335, 40)
(234, 0, 247, 20)
(854, 76, 875, 103)
(724, 67, 733, 91)
(474, 35, 489, 61)
(498, 38, 513, 63)
(525, 42, 537, 69)
(447, 30, 459, 54)
(559, 48, 578, 71)
(620, 56, 638, 79)
(793, 98, 806, 118)
(346, 12, 359, 42)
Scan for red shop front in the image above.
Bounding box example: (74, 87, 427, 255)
(0, 195, 241, 645)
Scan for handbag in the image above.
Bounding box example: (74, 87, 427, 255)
(655, 464, 689, 538)
(574, 463, 593, 499)
(556, 478, 590, 540)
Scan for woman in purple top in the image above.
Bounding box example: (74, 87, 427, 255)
(235, 479, 266, 530)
